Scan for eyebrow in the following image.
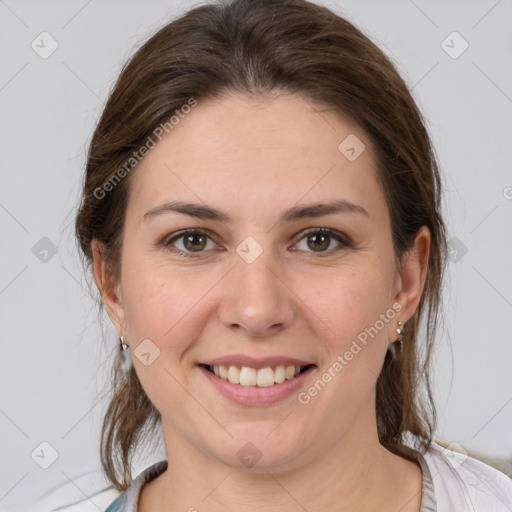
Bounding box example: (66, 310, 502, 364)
(143, 199, 369, 223)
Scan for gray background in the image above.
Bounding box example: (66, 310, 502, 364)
(1, 0, 511, 510)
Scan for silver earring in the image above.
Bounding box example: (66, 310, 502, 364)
(396, 321, 404, 346)
(119, 336, 133, 372)
(388, 321, 404, 357)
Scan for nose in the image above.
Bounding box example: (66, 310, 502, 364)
(217, 251, 296, 338)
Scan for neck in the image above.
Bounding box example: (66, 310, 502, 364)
(140, 409, 422, 512)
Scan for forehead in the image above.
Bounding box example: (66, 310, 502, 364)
(127, 93, 387, 226)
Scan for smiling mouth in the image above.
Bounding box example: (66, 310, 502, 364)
(199, 363, 316, 387)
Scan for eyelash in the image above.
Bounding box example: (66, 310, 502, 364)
(162, 228, 352, 259)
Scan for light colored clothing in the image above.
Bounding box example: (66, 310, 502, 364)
(29, 442, 512, 511)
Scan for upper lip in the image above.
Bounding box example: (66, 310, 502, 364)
(199, 354, 316, 369)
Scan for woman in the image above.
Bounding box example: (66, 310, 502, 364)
(69, 0, 512, 510)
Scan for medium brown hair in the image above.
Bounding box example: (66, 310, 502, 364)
(75, 0, 448, 491)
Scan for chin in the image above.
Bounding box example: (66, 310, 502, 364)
(206, 425, 308, 471)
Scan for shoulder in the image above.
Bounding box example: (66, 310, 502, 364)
(104, 460, 168, 512)
(423, 441, 512, 511)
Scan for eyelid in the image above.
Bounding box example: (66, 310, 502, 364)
(163, 227, 351, 257)
(291, 227, 352, 255)
(162, 228, 221, 257)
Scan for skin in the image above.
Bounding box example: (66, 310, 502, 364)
(92, 92, 430, 511)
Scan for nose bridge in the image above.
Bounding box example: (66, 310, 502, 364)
(219, 242, 295, 336)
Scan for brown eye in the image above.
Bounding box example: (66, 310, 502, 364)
(163, 227, 351, 259)
(294, 228, 350, 255)
(164, 229, 216, 258)
(182, 232, 207, 252)
(307, 232, 330, 251)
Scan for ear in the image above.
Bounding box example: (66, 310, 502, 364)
(91, 239, 126, 336)
(390, 225, 431, 340)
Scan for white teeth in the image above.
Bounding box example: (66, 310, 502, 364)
(210, 364, 304, 387)
(239, 367, 257, 386)
(274, 365, 286, 383)
(227, 365, 240, 384)
(256, 367, 275, 387)
(219, 365, 228, 379)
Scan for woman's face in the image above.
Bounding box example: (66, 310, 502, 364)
(95, 92, 429, 472)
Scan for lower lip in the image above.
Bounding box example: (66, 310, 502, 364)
(198, 365, 316, 406)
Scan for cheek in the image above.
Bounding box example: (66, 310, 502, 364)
(306, 262, 394, 341)
(302, 261, 395, 398)
(120, 257, 217, 356)
(120, 266, 213, 412)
